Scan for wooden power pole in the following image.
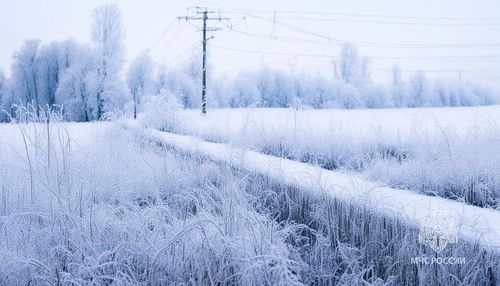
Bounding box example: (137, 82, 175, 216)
(201, 10, 207, 114)
(178, 7, 229, 114)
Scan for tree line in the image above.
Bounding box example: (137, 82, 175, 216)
(0, 5, 126, 122)
(211, 44, 497, 109)
(0, 5, 497, 122)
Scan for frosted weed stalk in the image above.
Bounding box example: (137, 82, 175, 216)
(0, 104, 69, 210)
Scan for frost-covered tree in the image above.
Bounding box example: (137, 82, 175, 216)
(311, 75, 335, 108)
(182, 54, 202, 83)
(338, 44, 358, 84)
(55, 45, 97, 121)
(471, 83, 496, 105)
(273, 70, 293, 107)
(11, 40, 42, 114)
(333, 44, 375, 107)
(155, 64, 168, 94)
(1, 6, 144, 121)
(337, 44, 362, 84)
(454, 81, 480, 106)
(254, 68, 274, 107)
(0, 70, 7, 121)
(291, 73, 314, 108)
(156, 68, 197, 109)
(408, 71, 428, 107)
(0, 70, 4, 97)
(365, 85, 392, 108)
(127, 51, 154, 119)
(159, 54, 496, 110)
(292, 74, 335, 109)
(91, 4, 126, 119)
(58, 40, 81, 71)
(228, 73, 259, 107)
(38, 42, 60, 106)
(154, 54, 213, 109)
(390, 65, 407, 107)
(433, 81, 449, 107)
(334, 80, 363, 108)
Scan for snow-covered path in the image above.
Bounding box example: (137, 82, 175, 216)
(145, 128, 500, 252)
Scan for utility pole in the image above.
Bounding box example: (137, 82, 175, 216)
(178, 7, 229, 115)
(202, 10, 207, 114)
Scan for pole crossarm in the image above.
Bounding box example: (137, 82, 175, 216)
(177, 17, 231, 20)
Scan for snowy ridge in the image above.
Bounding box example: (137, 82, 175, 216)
(145, 129, 500, 251)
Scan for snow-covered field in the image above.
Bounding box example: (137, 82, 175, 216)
(0, 118, 498, 284)
(157, 105, 500, 209)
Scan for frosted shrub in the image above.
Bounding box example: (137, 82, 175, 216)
(141, 89, 182, 131)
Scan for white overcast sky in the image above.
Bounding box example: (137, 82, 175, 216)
(1, 0, 500, 87)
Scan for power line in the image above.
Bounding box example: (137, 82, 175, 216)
(437, 76, 500, 80)
(267, 16, 500, 26)
(197, 1, 500, 21)
(219, 29, 500, 61)
(210, 44, 500, 75)
(183, 2, 500, 84)
(214, 61, 335, 77)
(163, 40, 202, 66)
(214, 56, 298, 75)
(210, 44, 339, 58)
(163, 30, 199, 57)
(150, 24, 198, 65)
(198, 2, 500, 48)
(241, 12, 500, 48)
(147, 18, 178, 52)
(371, 67, 500, 73)
(211, 43, 500, 62)
(151, 22, 185, 56)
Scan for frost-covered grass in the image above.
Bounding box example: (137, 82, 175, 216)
(145, 129, 500, 285)
(154, 106, 500, 209)
(0, 120, 298, 285)
(1, 117, 498, 285)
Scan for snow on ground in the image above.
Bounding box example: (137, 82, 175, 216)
(148, 105, 500, 209)
(145, 128, 500, 251)
(1, 119, 498, 284)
